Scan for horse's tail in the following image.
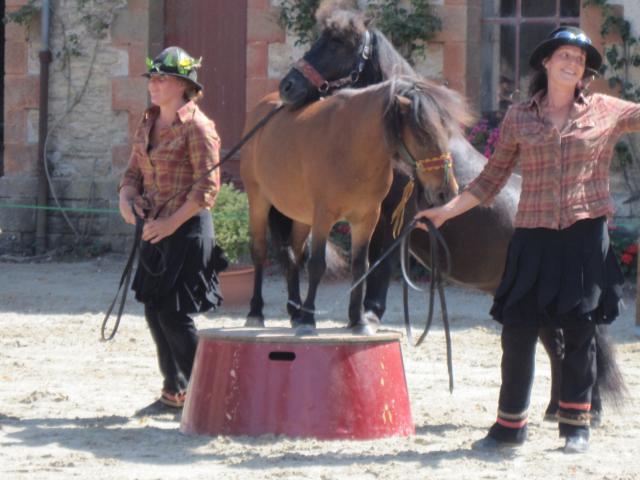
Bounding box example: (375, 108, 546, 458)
(595, 324, 628, 408)
(267, 207, 349, 278)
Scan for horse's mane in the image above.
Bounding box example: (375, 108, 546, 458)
(316, 5, 415, 80)
(384, 76, 475, 154)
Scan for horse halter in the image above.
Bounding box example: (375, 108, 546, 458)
(293, 30, 372, 95)
(397, 140, 453, 185)
(391, 141, 454, 238)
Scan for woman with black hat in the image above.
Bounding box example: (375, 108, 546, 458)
(415, 26, 640, 453)
(118, 47, 223, 408)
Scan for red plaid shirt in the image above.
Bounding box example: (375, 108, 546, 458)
(467, 92, 640, 229)
(119, 101, 220, 218)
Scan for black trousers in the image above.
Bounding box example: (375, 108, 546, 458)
(488, 320, 596, 442)
(144, 304, 198, 394)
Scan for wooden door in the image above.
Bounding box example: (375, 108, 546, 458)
(164, 0, 247, 159)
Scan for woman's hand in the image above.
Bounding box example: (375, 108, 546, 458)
(142, 217, 178, 244)
(414, 206, 451, 231)
(413, 191, 482, 231)
(118, 195, 146, 225)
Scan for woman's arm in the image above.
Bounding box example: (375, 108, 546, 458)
(414, 189, 481, 229)
(415, 106, 520, 228)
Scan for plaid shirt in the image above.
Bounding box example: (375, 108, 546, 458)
(467, 92, 640, 229)
(119, 101, 220, 219)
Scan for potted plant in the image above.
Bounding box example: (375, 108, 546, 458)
(212, 183, 254, 306)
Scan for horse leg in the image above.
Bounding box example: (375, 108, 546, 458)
(363, 215, 397, 323)
(294, 216, 333, 334)
(348, 210, 381, 335)
(538, 325, 564, 421)
(286, 221, 311, 323)
(245, 195, 271, 327)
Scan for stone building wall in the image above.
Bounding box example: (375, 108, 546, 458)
(1, 0, 639, 256)
(1, 0, 150, 254)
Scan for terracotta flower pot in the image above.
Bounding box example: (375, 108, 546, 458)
(218, 265, 255, 307)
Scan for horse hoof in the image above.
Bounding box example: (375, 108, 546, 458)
(349, 311, 380, 336)
(352, 323, 378, 336)
(244, 316, 265, 328)
(295, 324, 317, 336)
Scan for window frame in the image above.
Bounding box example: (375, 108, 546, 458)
(482, 0, 580, 113)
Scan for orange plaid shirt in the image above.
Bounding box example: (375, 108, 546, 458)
(467, 92, 640, 229)
(119, 101, 220, 219)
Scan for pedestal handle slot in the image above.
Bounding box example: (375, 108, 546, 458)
(268, 351, 296, 362)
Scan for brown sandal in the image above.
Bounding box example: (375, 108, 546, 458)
(159, 390, 186, 408)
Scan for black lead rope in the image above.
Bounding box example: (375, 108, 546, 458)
(101, 209, 143, 341)
(400, 217, 454, 393)
(349, 216, 454, 392)
(100, 103, 285, 341)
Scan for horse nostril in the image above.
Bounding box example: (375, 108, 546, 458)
(282, 80, 293, 93)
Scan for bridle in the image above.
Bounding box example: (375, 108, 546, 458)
(391, 141, 454, 239)
(293, 30, 372, 95)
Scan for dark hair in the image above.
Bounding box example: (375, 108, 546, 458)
(528, 71, 585, 99)
(182, 81, 204, 103)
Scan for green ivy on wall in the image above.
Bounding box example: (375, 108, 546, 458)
(279, 0, 441, 63)
(582, 0, 640, 202)
(583, 0, 640, 101)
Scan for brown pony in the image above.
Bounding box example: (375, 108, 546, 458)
(240, 77, 472, 334)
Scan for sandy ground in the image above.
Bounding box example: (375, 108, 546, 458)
(1, 254, 639, 480)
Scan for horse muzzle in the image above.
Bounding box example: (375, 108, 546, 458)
(279, 69, 316, 109)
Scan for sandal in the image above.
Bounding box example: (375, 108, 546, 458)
(159, 389, 186, 408)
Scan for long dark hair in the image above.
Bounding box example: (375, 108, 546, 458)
(528, 71, 588, 99)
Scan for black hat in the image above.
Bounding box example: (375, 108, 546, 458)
(529, 26, 602, 75)
(144, 46, 203, 91)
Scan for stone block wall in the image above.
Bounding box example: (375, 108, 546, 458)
(1, 0, 150, 254)
(2, 0, 638, 256)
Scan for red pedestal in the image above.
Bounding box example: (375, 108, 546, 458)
(180, 328, 414, 440)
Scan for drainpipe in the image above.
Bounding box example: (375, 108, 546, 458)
(35, 0, 52, 254)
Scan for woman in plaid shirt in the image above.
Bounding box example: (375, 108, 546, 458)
(118, 47, 223, 409)
(416, 26, 640, 453)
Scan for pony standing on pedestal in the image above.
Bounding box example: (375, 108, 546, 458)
(240, 77, 471, 334)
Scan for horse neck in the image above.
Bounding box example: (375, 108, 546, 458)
(340, 84, 395, 158)
(372, 29, 416, 80)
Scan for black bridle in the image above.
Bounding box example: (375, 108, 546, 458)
(293, 30, 372, 95)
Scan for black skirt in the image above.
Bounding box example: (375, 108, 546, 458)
(490, 217, 624, 327)
(132, 210, 224, 313)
